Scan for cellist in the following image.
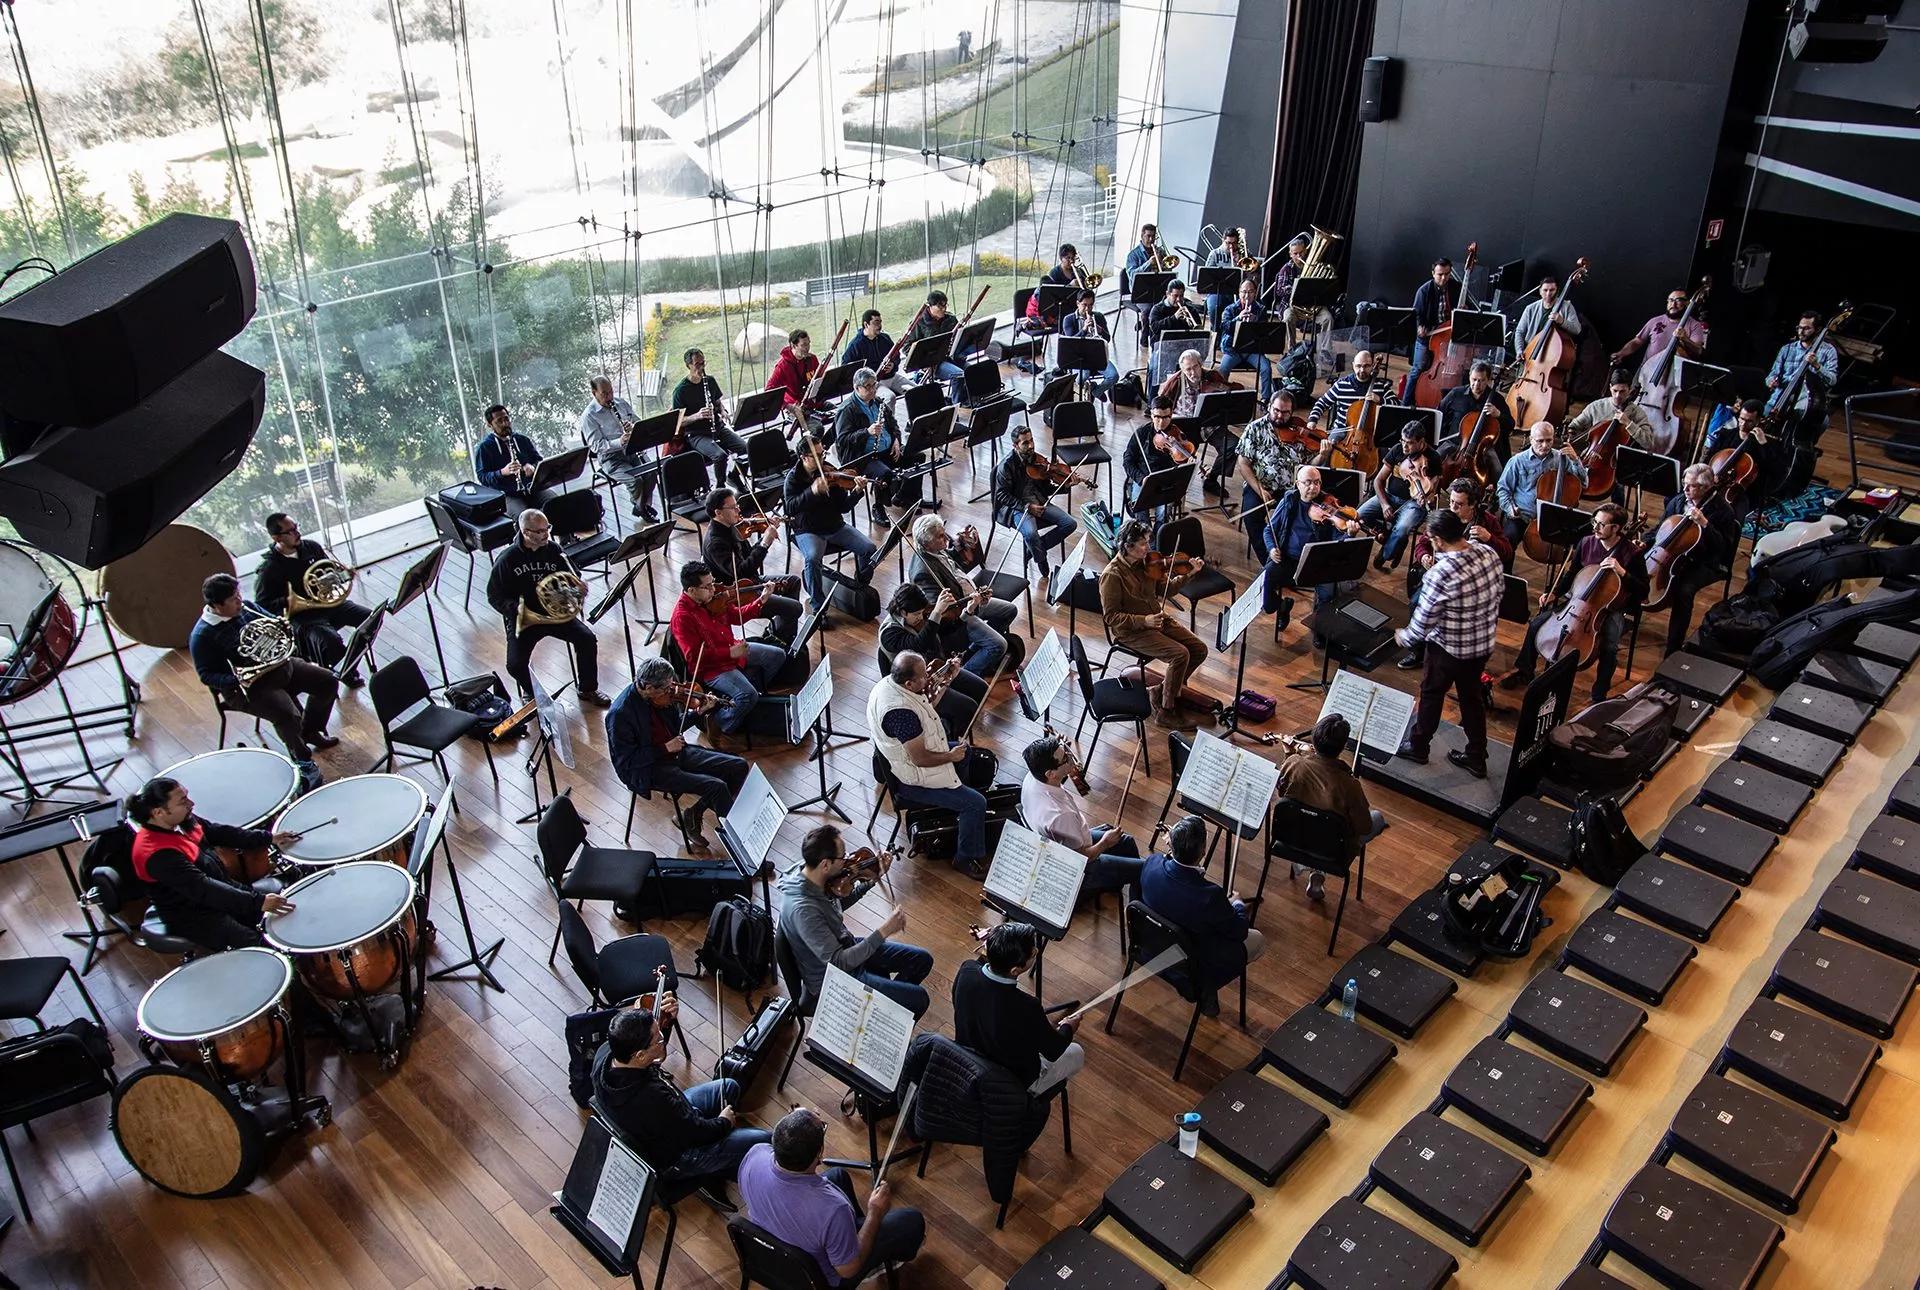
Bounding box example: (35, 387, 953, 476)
(1436, 360, 1516, 464)
(1561, 371, 1655, 502)
(1306, 349, 1397, 451)
(1495, 421, 1587, 554)
(1500, 503, 1646, 704)
(1656, 463, 1739, 658)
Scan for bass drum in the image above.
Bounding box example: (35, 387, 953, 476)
(0, 540, 83, 706)
(100, 523, 235, 650)
(112, 1064, 266, 1199)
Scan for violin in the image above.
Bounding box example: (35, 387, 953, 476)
(1307, 498, 1373, 535)
(648, 679, 724, 713)
(1509, 257, 1590, 428)
(631, 964, 675, 1018)
(1025, 454, 1095, 489)
(1153, 429, 1199, 466)
(954, 524, 984, 571)
(1042, 721, 1089, 796)
(1536, 518, 1646, 666)
(1578, 384, 1642, 500)
(1143, 550, 1198, 584)
(735, 513, 784, 539)
(832, 846, 899, 897)
(708, 577, 794, 614)
(1270, 415, 1324, 451)
(922, 654, 964, 698)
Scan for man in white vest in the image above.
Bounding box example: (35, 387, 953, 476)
(866, 651, 989, 876)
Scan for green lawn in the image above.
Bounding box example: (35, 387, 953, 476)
(927, 23, 1118, 150)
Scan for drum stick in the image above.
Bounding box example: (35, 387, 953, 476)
(289, 816, 339, 838)
(1058, 945, 1188, 1024)
(874, 1082, 920, 1185)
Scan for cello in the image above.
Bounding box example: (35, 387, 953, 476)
(1520, 438, 1588, 566)
(1578, 382, 1641, 500)
(1410, 242, 1478, 409)
(1635, 276, 1710, 456)
(1507, 257, 1590, 428)
(1536, 517, 1646, 667)
(1441, 387, 1505, 493)
(1328, 363, 1388, 478)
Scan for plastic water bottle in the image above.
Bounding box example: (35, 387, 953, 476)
(1176, 1112, 1202, 1158)
(1340, 977, 1359, 1022)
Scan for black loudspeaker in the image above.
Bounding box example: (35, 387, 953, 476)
(0, 213, 256, 427)
(0, 351, 265, 567)
(1357, 55, 1396, 123)
(1788, 17, 1887, 62)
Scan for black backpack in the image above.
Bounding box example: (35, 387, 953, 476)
(1570, 796, 1647, 887)
(696, 896, 774, 993)
(565, 1006, 620, 1107)
(444, 672, 517, 740)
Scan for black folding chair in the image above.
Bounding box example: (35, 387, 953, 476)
(1104, 900, 1246, 1082)
(1265, 798, 1364, 955)
(368, 656, 498, 799)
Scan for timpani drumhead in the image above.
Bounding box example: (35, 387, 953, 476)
(100, 523, 236, 650)
(112, 1064, 265, 1198)
(160, 747, 302, 831)
(274, 774, 427, 866)
(137, 947, 293, 1043)
(266, 861, 415, 954)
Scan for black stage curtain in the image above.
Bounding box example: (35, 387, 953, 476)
(1263, 0, 1377, 254)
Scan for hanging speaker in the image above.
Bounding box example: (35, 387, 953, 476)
(1788, 16, 1887, 62)
(1358, 56, 1397, 123)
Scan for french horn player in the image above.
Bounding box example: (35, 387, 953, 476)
(254, 512, 374, 686)
(189, 572, 340, 788)
(485, 508, 611, 708)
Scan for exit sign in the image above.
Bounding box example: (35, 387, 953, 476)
(1706, 218, 1724, 245)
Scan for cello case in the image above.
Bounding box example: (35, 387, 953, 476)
(1546, 684, 1679, 791)
(1750, 587, 1920, 691)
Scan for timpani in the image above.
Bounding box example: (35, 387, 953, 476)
(266, 861, 420, 1067)
(162, 747, 301, 883)
(136, 946, 293, 1085)
(274, 773, 427, 868)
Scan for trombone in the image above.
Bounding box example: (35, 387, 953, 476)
(1072, 262, 1105, 291)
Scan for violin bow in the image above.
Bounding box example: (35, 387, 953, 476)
(958, 651, 1014, 740)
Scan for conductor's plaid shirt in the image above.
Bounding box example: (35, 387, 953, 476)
(1406, 541, 1504, 659)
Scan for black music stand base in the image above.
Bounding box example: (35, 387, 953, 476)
(426, 837, 506, 992)
(790, 712, 860, 823)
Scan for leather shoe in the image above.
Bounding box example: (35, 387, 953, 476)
(1396, 740, 1429, 764)
(580, 689, 614, 708)
(1153, 706, 1193, 731)
(1447, 749, 1487, 778)
(1395, 648, 1423, 670)
(1273, 596, 1294, 632)
(308, 733, 341, 752)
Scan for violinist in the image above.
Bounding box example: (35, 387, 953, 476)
(1656, 462, 1739, 658)
(1764, 309, 1839, 444)
(1562, 371, 1654, 500)
(1436, 360, 1516, 465)
(993, 425, 1080, 578)
(833, 368, 918, 512)
(1360, 420, 1442, 572)
(1059, 289, 1119, 396)
(1400, 478, 1510, 670)
(672, 348, 751, 482)
(1512, 273, 1583, 357)
(1019, 736, 1144, 896)
(702, 487, 802, 646)
(867, 652, 991, 879)
(1157, 348, 1230, 421)
(1236, 388, 1314, 565)
(1495, 421, 1587, 553)
(1123, 398, 1183, 525)
(842, 309, 909, 397)
(1277, 714, 1386, 901)
(608, 658, 750, 854)
(1501, 503, 1646, 703)
(908, 513, 1015, 672)
(1217, 277, 1274, 403)
(953, 922, 1085, 1095)
(1306, 350, 1397, 455)
(776, 824, 930, 1017)
(1609, 288, 1708, 371)
(670, 561, 789, 737)
(1409, 257, 1457, 386)
(783, 430, 878, 615)
(1099, 519, 1211, 732)
(880, 585, 987, 737)
(1264, 464, 1360, 627)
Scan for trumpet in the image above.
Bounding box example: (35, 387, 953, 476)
(232, 611, 296, 693)
(1072, 262, 1105, 291)
(285, 557, 355, 616)
(517, 569, 588, 630)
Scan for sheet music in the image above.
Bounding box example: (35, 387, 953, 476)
(983, 821, 1087, 931)
(585, 1132, 650, 1246)
(1222, 574, 1265, 648)
(1321, 670, 1417, 756)
(1177, 730, 1280, 831)
(813, 966, 915, 1091)
(789, 657, 833, 743)
(1021, 630, 1069, 716)
(1050, 535, 1088, 602)
(724, 765, 787, 868)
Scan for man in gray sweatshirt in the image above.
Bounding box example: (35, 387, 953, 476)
(775, 824, 932, 1018)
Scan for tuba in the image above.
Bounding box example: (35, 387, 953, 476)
(232, 612, 296, 692)
(1288, 224, 1344, 327)
(285, 558, 354, 616)
(517, 569, 588, 630)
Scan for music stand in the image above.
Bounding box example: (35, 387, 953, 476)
(1234, 319, 1292, 356)
(808, 361, 859, 406)
(1534, 499, 1593, 592)
(1370, 306, 1418, 365)
(529, 445, 590, 496)
(388, 543, 452, 682)
(516, 679, 575, 824)
(1056, 336, 1109, 384)
(410, 781, 505, 992)
(1491, 259, 1526, 295)
(1320, 468, 1367, 508)
(1288, 538, 1380, 692)
(1194, 265, 1239, 297)
(332, 603, 387, 684)
(966, 399, 1019, 502)
(954, 317, 995, 361)
(1035, 284, 1077, 329)
(903, 329, 956, 378)
(902, 406, 957, 510)
(588, 522, 675, 675)
(1376, 404, 1441, 447)
(733, 387, 786, 435)
(1449, 309, 1508, 349)
(1676, 359, 1731, 460)
(1132, 462, 1196, 520)
(1027, 372, 1077, 421)
(1197, 388, 1258, 427)
(1617, 445, 1681, 521)
(1129, 271, 1173, 309)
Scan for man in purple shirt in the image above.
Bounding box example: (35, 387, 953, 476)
(1610, 287, 1708, 372)
(738, 1108, 925, 1285)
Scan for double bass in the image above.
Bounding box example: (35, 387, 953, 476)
(1410, 242, 1478, 409)
(1536, 517, 1646, 667)
(1508, 257, 1590, 428)
(1635, 276, 1711, 456)
(1578, 382, 1641, 500)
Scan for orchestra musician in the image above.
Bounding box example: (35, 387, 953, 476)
(953, 922, 1085, 1095)
(1236, 388, 1313, 565)
(908, 514, 1015, 674)
(1217, 276, 1275, 403)
(1023, 242, 1083, 333)
(485, 508, 610, 707)
(1394, 510, 1504, 779)
(1562, 371, 1655, 501)
(1501, 502, 1646, 703)
(1140, 815, 1265, 1017)
(190, 573, 339, 788)
(1204, 227, 1249, 332)
(900, 290, 965, 401)
(672, 348, 751, 481)
(253, 512, 372, 686)
(1409, 256, 1458, 386)
(702, 487, 803, 646)
(1124, 398, 1182, 525)
(1158, 348, 1230, 423)
(1609, 287, 1708, 371)
(591, 1007, 769, 1189)
(1100, 519, 1211, 732)
(1657, 462, 1740, 657)
(1495, 421, 1587, 553)
(1436, 360, 1517, 464)
(1145, 280, 1203, 384)
(777, 822, 931, 1014)
(1276, 714, 1386, 901)
(765, 330, 823, 414)
(1305, 350, 1397, 453)
(580, 374, 660, 521)
(1399, 477, 1511, 669)
(1512, 273, 1583, 357)
(1019, 736, 1144, 896)
(1702, 398, 1780, 515)
(1059, 289, 1119, 398)
(1123, 221, 1171, 338)
(1264, 464, 1360, 627)
(784, 429, 879, 615)
(608, 658, 751, 854)
(124, 777, 299, 953)
(868, 652, 991, 878)
(879, 585, 988, 737)
(1764, 309, 1839, 443)
(842, 309, 910, 398)
(833, 367, 919, 512)
(669, 561, 789, 736)
(993, 425, 1079, 578)
(474, 402, 544, 516)
(1264, 231, 1310, 312)
(738, 1109, 926, 1285)
(1360, 419, 1442, 571)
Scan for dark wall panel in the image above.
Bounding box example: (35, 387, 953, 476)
(1203, 0, 1286, 236)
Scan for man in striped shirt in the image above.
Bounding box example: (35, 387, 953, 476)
(1305, 350, 1399, 454)
(1394, 510, 1504, 778)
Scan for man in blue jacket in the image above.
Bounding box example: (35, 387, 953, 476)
(606, 658, 749, 854)
(1139, 815, 1266, 1015)
(473, 402, 545, 516)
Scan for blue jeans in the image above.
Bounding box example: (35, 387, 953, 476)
(1086, 826, 1145, 894)
(1207, 291, 1227, 333)
(706, 641, 787, 733)
(795, 527, 877, 610)
(960, 616, 1006, 676)
(1074, 363, 1120, 393)
(1219, 350, 1272, 401)
(1410, 338, 1434, 395)
(1011, 502, 1077, 572)
(892, 781, 988, 866)
(1358, 494, 1427, 564)
(921, 360, 965, 404)
(856, 941, 935, 1018)
(663, 1079, 771, 1181)
(1263, 558, 1342, 613)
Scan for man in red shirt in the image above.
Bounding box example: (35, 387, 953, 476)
(766, 330, 822, 409)
(668, 560, 790, 735)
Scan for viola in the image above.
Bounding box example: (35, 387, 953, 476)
(1536, 518, 1646, 666)
(1508, 257, 1589, 428)
(954, 524, 984, 570)
(1308, 498, 1374, 534)
(1154, 429, 1198, 465)
(648, 680, 724, 713)
(1634, 275, 1710, 456)
(1520, 447, 1588, 565)
(1410, 241, 1478, 410)
(630, 964, 675, 1020)
(1143, 550, 1198, 584)
(1025, 454, 1095, 489)
(1578, 385, 1641, 500)
(1041, 721, 1090, 796)
(1270, 415, 1323, 450)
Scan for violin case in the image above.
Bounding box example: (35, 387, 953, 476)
(1750, 587, 1920, 691)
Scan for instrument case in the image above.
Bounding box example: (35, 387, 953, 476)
(437, 481, 506, 525)
(713, 995, 794, 1096)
